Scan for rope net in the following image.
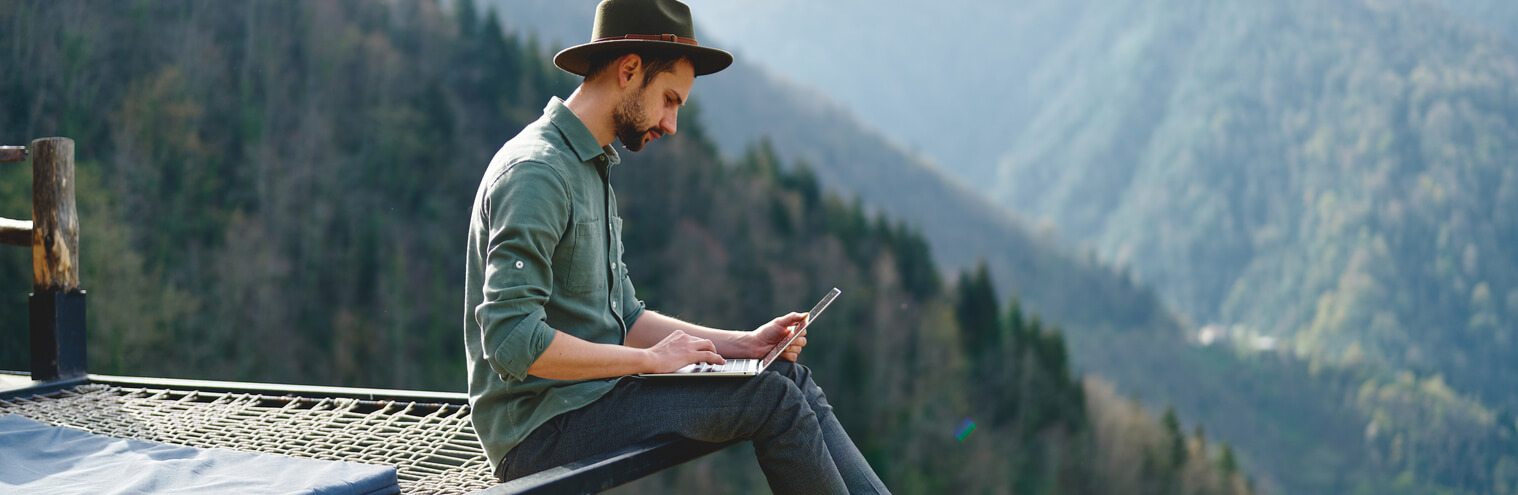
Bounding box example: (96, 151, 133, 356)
(0, 384, 498, 494)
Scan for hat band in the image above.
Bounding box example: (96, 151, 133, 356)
(593, 33, 700, 46)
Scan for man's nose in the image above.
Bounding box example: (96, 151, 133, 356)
(661, 109, 678, 136)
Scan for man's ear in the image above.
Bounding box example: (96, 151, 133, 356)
(616, 53, 643, 89)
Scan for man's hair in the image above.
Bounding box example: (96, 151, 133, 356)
(584, 48, 690, 85)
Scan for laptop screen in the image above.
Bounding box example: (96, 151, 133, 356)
(761, 288, 842, 367)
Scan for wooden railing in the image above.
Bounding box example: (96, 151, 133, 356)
(1, 137, 86, 382)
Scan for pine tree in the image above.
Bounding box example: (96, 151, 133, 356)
(1163, 406, 1187, 468)
(955, 261, 1001, 360)
(1219, 442, 1238, 475)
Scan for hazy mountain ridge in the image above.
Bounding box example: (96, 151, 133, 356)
(680, 0, 1518, 409)
(999, 0, 1518, 409)
(687, 2, 1518, 411)
(993, 2, 1518, 490)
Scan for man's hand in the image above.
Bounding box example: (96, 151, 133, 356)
(751, 312, 809, 362)
(645, 330, 725, 373)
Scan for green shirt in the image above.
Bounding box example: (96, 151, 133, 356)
(464, 97, 646, 470)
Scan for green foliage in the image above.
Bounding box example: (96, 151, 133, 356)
(1164, 407, 1188, 469)
(1220, 442, 1239, 475)
(0, 0, 579, 387)
(955, 261, 1000, 357)
(986, 2, 1518, 491)
(989, 0, 1518, 418)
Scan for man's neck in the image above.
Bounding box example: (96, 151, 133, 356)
(563, 85, 617, 148)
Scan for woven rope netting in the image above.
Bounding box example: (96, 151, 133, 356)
(0, 384, 498, 494)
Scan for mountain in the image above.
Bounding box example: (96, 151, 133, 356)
(695, 0, 1518, 413)
(997, 1, 1518, 491)
(993, 0, 1518, 409)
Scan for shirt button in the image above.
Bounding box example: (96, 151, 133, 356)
(612, 301, 618, 309)
(514, 260, 524, 269)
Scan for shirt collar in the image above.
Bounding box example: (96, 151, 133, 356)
(545, 97, 621, 168)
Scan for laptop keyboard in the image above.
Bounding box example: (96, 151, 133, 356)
(689, 359, 755, 373)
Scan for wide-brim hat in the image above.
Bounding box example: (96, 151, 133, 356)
(554, 0, 733, 77)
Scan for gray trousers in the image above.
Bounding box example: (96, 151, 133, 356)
(496, 361, 888, 494)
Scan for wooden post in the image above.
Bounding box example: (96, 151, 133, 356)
(32, 137, 79, 292)
(28, 137, 86, 381)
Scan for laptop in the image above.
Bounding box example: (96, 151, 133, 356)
(638, 288, 841, 377)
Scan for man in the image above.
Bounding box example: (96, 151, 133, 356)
(463, 0, 887, 493)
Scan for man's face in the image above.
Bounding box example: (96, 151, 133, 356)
(612, 59, 695, 152)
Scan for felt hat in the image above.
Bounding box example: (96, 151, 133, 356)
(553, 0, 734, 77)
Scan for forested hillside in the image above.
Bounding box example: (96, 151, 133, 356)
(694, 2, 1518, 413)
(702, 0, 1518, 409)
(1004, 1, 1518, 492)
(677, 2, 1518, 493)
(692, 3, 1518, 404)
(0, 0, 1250, 493)
(995, 0, 1518, 412)
(996, 2, 1518, 492)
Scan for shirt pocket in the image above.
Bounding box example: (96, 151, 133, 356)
(558, 217, 608, 295)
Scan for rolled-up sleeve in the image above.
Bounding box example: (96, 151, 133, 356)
(474, 161, 570, 381)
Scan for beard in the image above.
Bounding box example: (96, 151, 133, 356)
(612, 85, 657, 152)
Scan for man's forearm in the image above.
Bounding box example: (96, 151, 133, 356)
(625, 310, 761, 358)
(526, 330, 653, 380)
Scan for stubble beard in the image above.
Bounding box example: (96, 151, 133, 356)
(613, 84, 656, 152)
